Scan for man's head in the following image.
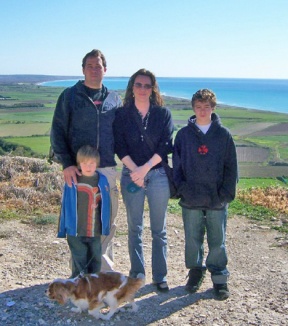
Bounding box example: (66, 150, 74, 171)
(82, 49, 107, 68)
(77, 145, 100, 177)
(82, 49, 107, 88)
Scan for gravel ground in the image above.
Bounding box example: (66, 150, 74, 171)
(0, 198, 288, 326)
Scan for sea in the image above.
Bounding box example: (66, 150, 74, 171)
(40, 77, 288, 114)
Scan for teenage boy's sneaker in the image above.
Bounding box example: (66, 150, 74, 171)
(213, 283, 230, 300)
(185, 268, 206, 293)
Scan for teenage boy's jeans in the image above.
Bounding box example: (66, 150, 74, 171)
(121, 166, 170, 283)
(182, 206, 230, 284)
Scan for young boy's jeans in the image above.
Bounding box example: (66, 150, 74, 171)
(182, 206, 229, 284)
(67, 235, 101, 278)
(121, 166, 170, 283)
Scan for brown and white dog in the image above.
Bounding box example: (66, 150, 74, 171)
(46, 271, 145, 320)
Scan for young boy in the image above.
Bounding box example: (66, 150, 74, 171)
(58, 145, 111, 277)
(173, 89, 238, 300)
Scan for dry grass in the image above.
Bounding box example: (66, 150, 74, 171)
(237, 186, 288, 214)
(0, 156, 63, 216)
(1, 155, 287, 220)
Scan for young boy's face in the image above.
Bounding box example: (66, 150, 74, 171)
(193, 100, 214, 125)
(79, 159, 97, 177)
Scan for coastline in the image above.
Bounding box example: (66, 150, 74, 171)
(1, 74, 287, 115)
(37, 77, 288, 115)
(64, 88, 288, 115)
(161, 95, 288, 116)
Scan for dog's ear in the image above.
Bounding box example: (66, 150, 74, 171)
(58, 284, 74, 304)
(66, 281, 77, 292)
(56, 292, 67, 305)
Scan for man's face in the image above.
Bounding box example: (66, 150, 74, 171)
(82, 56, 106, 87)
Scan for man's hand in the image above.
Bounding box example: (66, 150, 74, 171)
(63, 166, 81, 187)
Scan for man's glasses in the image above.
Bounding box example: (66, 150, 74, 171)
(134, 82, 153, 90)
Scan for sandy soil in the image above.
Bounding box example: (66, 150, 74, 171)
(1, 198, 288, 326)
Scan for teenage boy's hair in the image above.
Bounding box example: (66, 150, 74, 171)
(76, 145, 100, 166)
(191, 89, 217, 108)
(82, 49, 107, 68)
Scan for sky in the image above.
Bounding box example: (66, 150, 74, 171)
(1, 0, 288, 79)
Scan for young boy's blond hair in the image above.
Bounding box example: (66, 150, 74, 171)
(76, 145, 100, 166)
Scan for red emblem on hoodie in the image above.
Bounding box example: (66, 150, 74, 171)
(198, 145, 209, 155)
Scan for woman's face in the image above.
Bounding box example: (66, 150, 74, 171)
(132, 75, 153, 104)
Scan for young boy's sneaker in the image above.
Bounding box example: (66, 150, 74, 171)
(213, 283, 230, 300)
(185, 268, 206, 293)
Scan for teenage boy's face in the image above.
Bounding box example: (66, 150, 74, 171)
(79, 159, 97, 177)
(193, 100, 214, 125)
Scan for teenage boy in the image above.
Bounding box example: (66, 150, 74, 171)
(173, 89, 238, 300)
(58, 145, 111, 277)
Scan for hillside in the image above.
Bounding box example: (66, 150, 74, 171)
(0, 75, 82, 84)
(1, 80, 288, 178)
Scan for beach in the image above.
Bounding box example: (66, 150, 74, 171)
(39, 76, 288, 114)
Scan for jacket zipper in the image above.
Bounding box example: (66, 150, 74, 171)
(80, 91, 100, 150)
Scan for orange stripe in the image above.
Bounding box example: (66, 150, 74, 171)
(78, 185, 99, 237)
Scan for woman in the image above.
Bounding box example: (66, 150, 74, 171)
(113, 69, 174, 292)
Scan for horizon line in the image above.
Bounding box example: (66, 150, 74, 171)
(1, 74, 288, 81)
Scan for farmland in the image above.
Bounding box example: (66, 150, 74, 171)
(0, 81, 288, 178)
(0, 79, 287, 234)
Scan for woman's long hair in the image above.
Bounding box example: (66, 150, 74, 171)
(123, 68, 164, 107)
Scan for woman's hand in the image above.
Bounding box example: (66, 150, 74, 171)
(130, 164, 150, 187)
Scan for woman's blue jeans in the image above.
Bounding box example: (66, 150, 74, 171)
(121, 166, 170, 283)
(182, 207, 229, 284)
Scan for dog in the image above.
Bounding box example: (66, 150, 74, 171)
(46, 271, 145, 320)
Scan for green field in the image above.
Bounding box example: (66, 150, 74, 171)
(237, 177, 287, 189)
(0, 84, 64, 102)
(7, 136, 50, 155)
(1, 82, 287, 231)
(244, 135, 288, 161)
(0, 83, 288, 178)
(0, 110, 54, 123)
(171, 105, 288, 125)
(0, 123, 51, 137)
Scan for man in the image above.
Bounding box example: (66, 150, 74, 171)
(50, 49, 122, 271)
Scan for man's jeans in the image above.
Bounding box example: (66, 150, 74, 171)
(121, 166, 170, 283)
(182, 207, 230, 284)
(98, 166, 119, 271)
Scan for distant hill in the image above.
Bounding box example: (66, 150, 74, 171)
(0, 74, 82, 84)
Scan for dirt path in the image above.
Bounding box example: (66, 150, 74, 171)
(0, 199, 288, 326)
